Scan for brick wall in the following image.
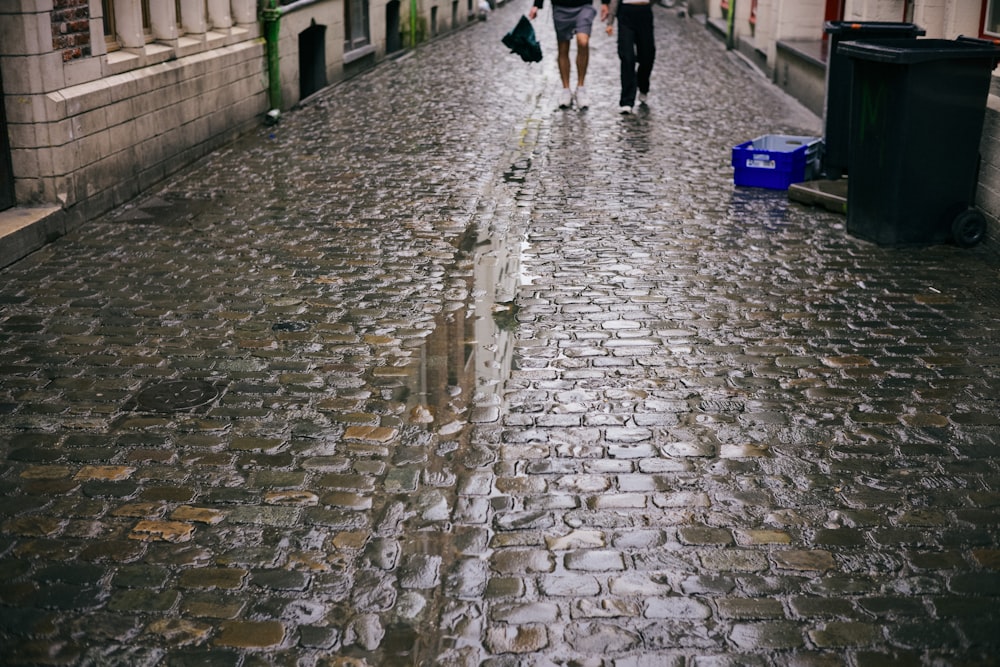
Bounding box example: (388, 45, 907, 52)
(52, 0, 92, 62)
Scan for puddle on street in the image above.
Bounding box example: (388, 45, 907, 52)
(364, 213, 523, 663)
(401, 217, 521, 435)
(727, 188, 794, 232)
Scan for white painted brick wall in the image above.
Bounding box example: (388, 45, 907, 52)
(776, 0, 826, 40)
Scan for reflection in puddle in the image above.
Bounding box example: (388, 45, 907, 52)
(728, 187, 793, 232)
(405, 219, 521, 432)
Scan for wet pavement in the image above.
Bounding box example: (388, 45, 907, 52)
(3, 3, 1000, 666)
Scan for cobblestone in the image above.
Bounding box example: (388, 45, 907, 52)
(2, 1, 1000, 665)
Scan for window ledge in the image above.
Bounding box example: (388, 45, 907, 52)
(101, 30, 257, 79)
(344, 44, 376, 64)
(105, 49, 141, 76)
(144, 42, 175, 65)
(776, 39, 828, 69)
(205, 31, 228, 50)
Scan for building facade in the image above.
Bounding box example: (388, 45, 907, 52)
(0, 0, 480, 268)
(701, 0, 1000, 252)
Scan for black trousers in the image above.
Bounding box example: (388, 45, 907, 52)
(617, 3, 656, 107)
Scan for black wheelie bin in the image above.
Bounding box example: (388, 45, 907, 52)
(838, 37, 1000, 247)
(822, 21, 924, 179)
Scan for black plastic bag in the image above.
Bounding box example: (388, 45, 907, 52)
(502, 15, 542, 63)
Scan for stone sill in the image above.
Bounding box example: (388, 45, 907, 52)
(776, 39, 827, 69)
(344, 45, 376, 64)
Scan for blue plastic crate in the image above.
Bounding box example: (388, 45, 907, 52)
(732, 135, 823, 190)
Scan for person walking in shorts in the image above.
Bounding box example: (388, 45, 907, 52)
(528, 0, 599, 110)
(602, 0, 655, 114)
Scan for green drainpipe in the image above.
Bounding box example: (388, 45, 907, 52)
(726, 0, 736, 50)
(410, 0, 417, 48)
(262, 0, 282, 116)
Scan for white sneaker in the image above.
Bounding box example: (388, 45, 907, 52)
(638, 93, 648, 105)
(558, 88, 573, 109)
(619, 105, 633, 114)
(574, 87, 588, 110)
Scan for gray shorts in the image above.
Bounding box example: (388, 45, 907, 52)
(552, 5, 597, 42)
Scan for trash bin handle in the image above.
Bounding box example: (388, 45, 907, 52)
(957, 35, 1000, 65)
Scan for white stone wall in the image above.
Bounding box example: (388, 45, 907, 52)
(908, 1, 980, 37)
(402, 0, 475, 43)
(41, 41, 266, 215)
(277, 2, 355, 108)
(752, 0, 780, 65)
(1, 0, 468, 236)
(774, 0, 825, 41)
(843, 0, 907, 22)
(0, 0, 266, 225)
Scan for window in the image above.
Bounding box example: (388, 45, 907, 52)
(985, 0, 1000, 37)
(102, 0, 118, 49)
(91, 0, 257, 72)
(141, 0, 153, 42)
(344, 0, 371, 51)
(100, 0, 147, 49)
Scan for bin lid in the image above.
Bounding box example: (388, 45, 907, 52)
(838, 38, 1000, 66)
(824, 21, 925, 38)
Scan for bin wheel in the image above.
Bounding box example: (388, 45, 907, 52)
(822, 166, 843, 181)
(951, 208, 987, 248)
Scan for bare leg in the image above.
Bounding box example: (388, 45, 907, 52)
(557, 41, 571, 89)
(575, 32, 590, 88)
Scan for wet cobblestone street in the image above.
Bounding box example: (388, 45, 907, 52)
(3, 3, 1000, 666)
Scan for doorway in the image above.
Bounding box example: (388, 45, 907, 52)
(386, 0, 401, 53)
(299, 23, 328, 100)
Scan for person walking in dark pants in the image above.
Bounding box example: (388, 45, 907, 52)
(603, 0, 655, 114)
